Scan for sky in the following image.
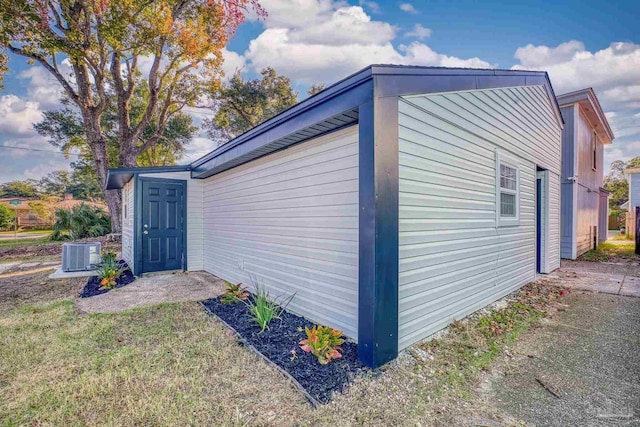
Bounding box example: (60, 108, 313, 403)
(0, 0, 639, 183)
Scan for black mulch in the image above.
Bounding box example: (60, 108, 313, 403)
(79, 261, 135, 298)
(201, 296, 367, 404)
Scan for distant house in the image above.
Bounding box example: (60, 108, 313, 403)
(624, 168, 640, 213)
(106, 65, 563, 367)
(0, 197, 48, 228)
(0, 194, 105, 229)
(557, 88, 614, 259)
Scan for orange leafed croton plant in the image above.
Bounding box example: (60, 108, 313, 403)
(299, 325, 345, 365)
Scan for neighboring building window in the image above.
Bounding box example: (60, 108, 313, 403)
(496, 153, 519, 226)
(124, 189, 128, 219)
(592, 131, 597, 171)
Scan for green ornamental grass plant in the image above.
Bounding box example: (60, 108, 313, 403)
(246, 285, 293, 333)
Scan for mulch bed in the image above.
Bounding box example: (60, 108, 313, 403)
(201, 296, 367, 405)
(79, 261, 135, 298)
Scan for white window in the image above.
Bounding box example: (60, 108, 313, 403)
(496, 153, 519, 226)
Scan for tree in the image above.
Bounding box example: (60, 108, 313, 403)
(39, 171, 72, 197)
(0, 0, 264, 232)
(307, 83, 326, 97)
(0, 204, 14, 230)
(0, 180, 40, 198)
(204, 68, 298, 145)
(604, 156, 640, 211)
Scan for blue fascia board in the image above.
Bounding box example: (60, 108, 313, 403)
(106, 165, 191, 190)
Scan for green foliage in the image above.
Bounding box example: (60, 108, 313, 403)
(307, 83, 326, 97)
(246, 286, 293, 333)
(50, 204, 111, 241)
(0, 180, 40, 198)
(96, 251, 124, 289)
(604, 156, 640, 210)
(578, 242, 636, 262)
(204, 68, 299, 145)
(299, 325, 345, 365)
(220, 282, 249, 304)
(0, 204, 15, 230)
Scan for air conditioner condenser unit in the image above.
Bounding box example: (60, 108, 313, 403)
(61, 242, 102, 272)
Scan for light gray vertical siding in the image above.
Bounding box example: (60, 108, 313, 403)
(201, 126, 359, 338)
(574, 108, 601, 257)
(630, 174, 640, 212)
(598, 192, 608, 242)
(121, 178, 135, 268)
(397, 85, 562, 350)
(139, 171, 204, 271)
(560, 105, 576, 259)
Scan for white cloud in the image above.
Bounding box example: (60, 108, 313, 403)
(513, 41, 640, 172)
(399, 3, 418, 14)
(244, 4, 492, 84)
(513, 41, 640, 109)
(400, 43, 493, 69)
(405, 24, 432, 40)
(253, 0, 339, 28)
(220, 48, 247, 77)
(183, 136, 217, 162)
(288, 6, 396, 46)
(359, 0, 381, 14)
(0, 95, 43, 137)
(514, 40, 585, 68)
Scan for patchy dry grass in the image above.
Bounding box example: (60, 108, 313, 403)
(0, 276, 568, 426)
(0, 301, 310, 426)
(578, 242, 636, 262)
(607, 233, 632, 241)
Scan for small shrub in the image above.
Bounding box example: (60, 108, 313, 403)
(102, 251, 117, 265)
(50, 204, 111, 241)
(246, 285, 293, 333)
(96, 253, 124, 289)
(220, 282, 249, 304)
(299, 325, 345, 365)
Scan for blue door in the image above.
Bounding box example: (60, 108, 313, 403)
(140, 178, 186, 273)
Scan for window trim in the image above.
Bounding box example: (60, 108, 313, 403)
(496, 152, 520, 227)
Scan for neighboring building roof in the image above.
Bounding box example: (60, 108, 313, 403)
(107, 64, 563, 189)
(620, 201, 629, 209)
(557, 88, 614, 145)
(624, 167, 640, 175)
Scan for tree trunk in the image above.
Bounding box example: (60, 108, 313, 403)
(104, 189, 122, 233)
(83, 111, 123, 233)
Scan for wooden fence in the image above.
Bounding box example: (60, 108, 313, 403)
(626, 210, 636, 239)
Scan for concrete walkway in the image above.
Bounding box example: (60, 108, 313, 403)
(485, 291, 640, 426)
(75, 271, 226, 314)
(547, 260, 640, 297)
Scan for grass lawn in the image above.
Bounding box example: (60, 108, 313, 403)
(0, 229, 53, 236)
(0, 262, 567, 426)
(607, 233, 631, 241)
(578, 242, 636, 262)
(0, 236, 51, 248)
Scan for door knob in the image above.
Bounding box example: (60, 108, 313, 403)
(143, 230, 148, 235)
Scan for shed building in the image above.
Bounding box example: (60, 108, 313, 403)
(107, 65, 563, 367)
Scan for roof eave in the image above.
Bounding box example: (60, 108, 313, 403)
(558, 88, 614, 144)
(105, 165, 191, 190)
